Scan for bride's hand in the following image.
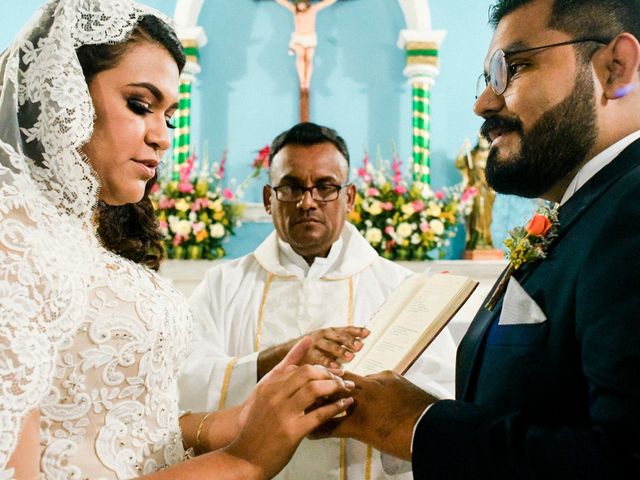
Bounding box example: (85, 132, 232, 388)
(227, 337, 354, 479)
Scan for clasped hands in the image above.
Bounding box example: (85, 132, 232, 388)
(256, 326, 437, 461)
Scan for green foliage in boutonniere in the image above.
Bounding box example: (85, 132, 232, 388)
(485, 204, 559, 310)
(504, 204, 559, 270)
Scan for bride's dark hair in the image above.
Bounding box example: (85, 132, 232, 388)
(76, 15, 185, 271)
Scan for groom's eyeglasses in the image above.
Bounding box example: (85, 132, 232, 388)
(269, 183, 350, 203)
(476, 37, 610, 99)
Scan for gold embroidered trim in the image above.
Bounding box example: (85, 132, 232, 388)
(347, 277, 354, 326)
(340, 438, 347, 480)
(255, 273, 274, 352)
(365, 445, 373, 479)
(218, 357, 238, 410)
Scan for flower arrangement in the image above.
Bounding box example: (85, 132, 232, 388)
(349, 151, 476, 260)
(151, 151, 244, 260)
(484, 203, 559, 310)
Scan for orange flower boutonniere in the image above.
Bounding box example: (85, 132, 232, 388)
(485, 204, 559, 310)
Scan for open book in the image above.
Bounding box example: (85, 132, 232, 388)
(347, 273, 478, 376)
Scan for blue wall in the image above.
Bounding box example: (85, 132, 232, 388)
(1, 0, 535, 258)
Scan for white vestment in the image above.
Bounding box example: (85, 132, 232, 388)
(179, 222, 456, 479)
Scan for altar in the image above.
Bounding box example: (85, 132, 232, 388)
(159, 259, 506, 345)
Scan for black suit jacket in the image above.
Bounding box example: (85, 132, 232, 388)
(412, 139, 640, 479)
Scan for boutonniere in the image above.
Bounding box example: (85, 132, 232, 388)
(484, 204, 560, 311)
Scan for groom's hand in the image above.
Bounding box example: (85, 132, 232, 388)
(257, 326, 369, 379)
(311, 370, 436, 460)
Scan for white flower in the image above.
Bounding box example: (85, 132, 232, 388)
(11, 329, 51, 367)
(396, 222, 413, 238)
(174, 220, 192, 237)
(410, 233, 421, 245)
(429, 219, 445, 235)
(365, 228, 382, 244)
(0, 280, 38, 326)
(210, 223, 226, 239)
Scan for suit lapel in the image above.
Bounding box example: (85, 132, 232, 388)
(456, 139, 640, 401)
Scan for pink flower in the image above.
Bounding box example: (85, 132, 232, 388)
(411, 200, 425, 212)
(420, 222, 430, 232)
(178, 182, 194, 194)
(158, 220, 168, 230)
(384, 225, 395, 235)
(382, 202, 394, 211)
(172, 234, 182, 247)
(434, 191, 445, 200)
(394, 185, 407, 194)
(150, 183, 160, 194)
(222, 188, 234, 200)
(461, 186, 478, 203)
(367, 188, 380, 197)
(218, 149, 228, 179)
(158, 197, 175, 209)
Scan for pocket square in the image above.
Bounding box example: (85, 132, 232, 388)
(498, 277, 547, 325)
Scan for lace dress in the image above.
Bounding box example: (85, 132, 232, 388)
(39, 249, 193, 480)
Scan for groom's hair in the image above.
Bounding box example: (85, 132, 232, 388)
(489, 0, 640, 47)
(268, 122, 350, 179)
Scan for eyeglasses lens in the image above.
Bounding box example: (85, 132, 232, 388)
(490, 49, 507, 95)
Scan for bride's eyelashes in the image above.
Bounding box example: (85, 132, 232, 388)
(127, 97, 176, 129)
(127, 97, 152, 115)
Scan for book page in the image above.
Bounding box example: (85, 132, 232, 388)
(349, 274, 475, 376)
(346, 273, 427, 373)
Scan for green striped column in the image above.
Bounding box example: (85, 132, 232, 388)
(171, 80, 192, 179)
(412, 80, 431, 186)
(171, 40, 199, 180)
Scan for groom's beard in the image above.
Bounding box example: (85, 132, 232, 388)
(481, 68, 598, 198)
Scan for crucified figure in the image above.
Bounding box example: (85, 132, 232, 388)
(275, 0, 337, 91)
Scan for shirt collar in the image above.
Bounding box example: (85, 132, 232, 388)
(561, 129, 640, 205)
(277, 235, 344, 279)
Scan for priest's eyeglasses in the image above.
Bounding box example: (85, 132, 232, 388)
(269, 183, 350, 203)
(475, 37, 610, 99)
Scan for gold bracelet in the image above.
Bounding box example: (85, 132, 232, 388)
(195, 411, 214, 452)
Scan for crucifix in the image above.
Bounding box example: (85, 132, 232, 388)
(275, 0, 337, 121)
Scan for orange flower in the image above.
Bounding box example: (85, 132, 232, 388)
(525, 213, 552, 237)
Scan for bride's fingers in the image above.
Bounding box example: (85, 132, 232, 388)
(273, 364, 351, 400)
(299, 396, 354, 433)
(290, 377, 355, 411)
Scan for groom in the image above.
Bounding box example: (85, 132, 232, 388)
(322, 0, 640, 477)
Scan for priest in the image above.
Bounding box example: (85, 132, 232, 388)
(179, 122, 456, 479)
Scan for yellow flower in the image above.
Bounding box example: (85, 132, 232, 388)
(348, 210, 361, 223)
(426, 202, 441, 217)
(195, 229, 208, 243)
(175, 198, 190, 212)
(401, 203, 415, 216)
(368, 201, 383, 216)
(212, 199, 223, 212)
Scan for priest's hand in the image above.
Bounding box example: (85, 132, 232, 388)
(257, 326, 370, 380)
(227, 337, 355, 479)
(311, 371, 437, 460)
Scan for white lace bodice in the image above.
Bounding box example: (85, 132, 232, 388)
(39, 250, 193, 480)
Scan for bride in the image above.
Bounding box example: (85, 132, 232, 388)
(0, 0, 353, 478)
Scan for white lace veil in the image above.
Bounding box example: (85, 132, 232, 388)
(0, 0, 171, 469)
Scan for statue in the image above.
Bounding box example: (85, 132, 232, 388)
(275, 0, 337, 92)
(455, 135, 504, 259)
